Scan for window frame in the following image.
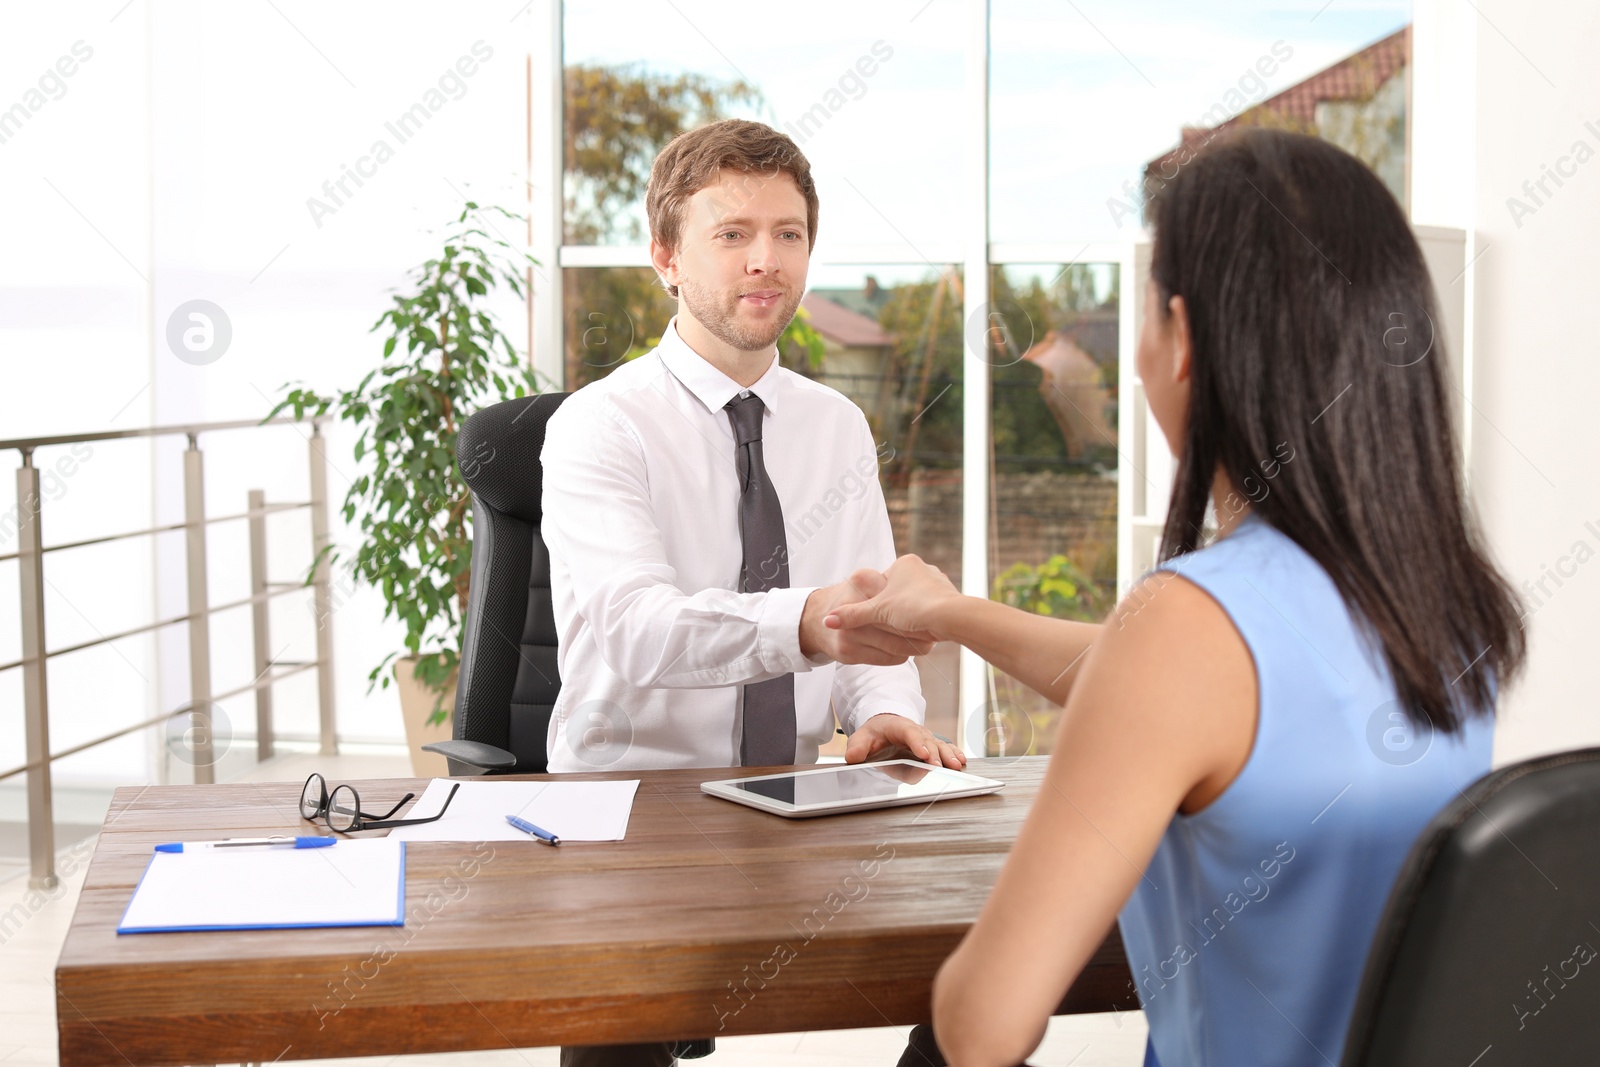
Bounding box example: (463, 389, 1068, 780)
(541, 0, 1145, 757)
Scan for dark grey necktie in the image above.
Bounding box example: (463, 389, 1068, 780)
(725, 392, 797, 767)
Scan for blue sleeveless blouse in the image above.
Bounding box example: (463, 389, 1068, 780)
(1117, 513, 1493, 1066)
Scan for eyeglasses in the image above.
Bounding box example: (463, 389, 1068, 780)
(299, 773, 460, 834)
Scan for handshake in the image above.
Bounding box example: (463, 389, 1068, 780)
(798, 555, 963, 666)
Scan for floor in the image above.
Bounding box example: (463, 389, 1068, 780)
(0, 745, 1148, 1067)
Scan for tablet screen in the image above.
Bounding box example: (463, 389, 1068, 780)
(732, 764, 974, 808)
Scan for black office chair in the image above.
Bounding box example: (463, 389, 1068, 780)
(1340, 745, 1600, 1065)
(422, 392, 568, 777)
(421, 392, 715, 1061)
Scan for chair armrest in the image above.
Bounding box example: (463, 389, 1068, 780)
(420, 739, 518, 772)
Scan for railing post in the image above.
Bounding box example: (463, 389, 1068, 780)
(247, 488, 274, 761)
(184, 434, 216, 782)
(17, 451, 57, 889)
(308, 421, 338, 756)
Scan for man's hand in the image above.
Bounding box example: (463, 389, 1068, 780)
(823, 554, 963, 641)
(845, 712, 966, 769)
(800, 569, 938, 665)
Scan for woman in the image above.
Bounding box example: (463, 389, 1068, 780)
(826, 129, 1524, 1067)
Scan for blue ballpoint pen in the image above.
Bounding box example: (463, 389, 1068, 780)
(505, 814, 560, 846)
(154, 836, 337, 853)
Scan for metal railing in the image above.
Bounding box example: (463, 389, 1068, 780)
(0, 417, 338, 888)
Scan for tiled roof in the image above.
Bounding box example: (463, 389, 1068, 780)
(809, 282, 891, 320)
(1149, 25, 1409, 171)
(801, 292, 894, 348)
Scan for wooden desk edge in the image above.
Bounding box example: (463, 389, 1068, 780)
(57, 761, 1135, 1065)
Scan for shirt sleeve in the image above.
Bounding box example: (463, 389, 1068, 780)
(541, 395, 819, 690)
(830, 417, 927, 733)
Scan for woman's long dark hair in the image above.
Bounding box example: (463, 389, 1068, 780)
(1149, 128, 1523, 733)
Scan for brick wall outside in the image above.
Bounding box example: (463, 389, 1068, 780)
(881, 468, 1118, 755)
(885, 468, 1118, 589)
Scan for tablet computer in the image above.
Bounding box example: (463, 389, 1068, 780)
(700, 760, 1006, 818)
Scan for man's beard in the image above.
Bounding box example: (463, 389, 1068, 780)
(679, 277, 801, 352)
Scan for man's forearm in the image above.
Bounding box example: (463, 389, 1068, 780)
(585, 581, 818, 689)
(833, 663, 926, 735)
(799, 585, 832, 660)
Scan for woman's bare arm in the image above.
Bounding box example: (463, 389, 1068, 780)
(929, 574, 1257, 1067)
(825, 555, 1101, 706)
(934, 596, 1099, 706)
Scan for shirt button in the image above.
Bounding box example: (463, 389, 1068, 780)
(740, 389, 751, 398)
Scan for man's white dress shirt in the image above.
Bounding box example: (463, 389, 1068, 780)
(540, 318, 925, 772)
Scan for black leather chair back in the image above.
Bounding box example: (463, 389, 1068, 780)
(1341, 745, 1600, 1065)
(436, 390, 716, 1060)
(445, 392, 568, 775)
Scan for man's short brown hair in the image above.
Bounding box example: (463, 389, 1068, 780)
(645, 119, 819, 297)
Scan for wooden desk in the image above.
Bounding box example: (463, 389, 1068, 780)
(57, 759, 1133, 1066)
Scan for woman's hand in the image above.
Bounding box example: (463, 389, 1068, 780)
(823, 554, 964, 643)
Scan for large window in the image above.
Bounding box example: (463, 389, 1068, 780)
(983, 262, 1119, 755)
(562, 0, 964, 250)
(806, 264, 966, 748)
(551, 0, 1412, 757)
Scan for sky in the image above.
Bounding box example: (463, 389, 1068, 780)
(564, 0, 1413, 250)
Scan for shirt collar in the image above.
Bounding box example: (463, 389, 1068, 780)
(658, 317, 783, 418)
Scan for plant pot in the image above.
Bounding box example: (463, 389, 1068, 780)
(393, 657, 456, 777)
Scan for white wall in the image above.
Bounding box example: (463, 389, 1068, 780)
(1414, 0, 1600, 764)
(1, 2, 532, 782)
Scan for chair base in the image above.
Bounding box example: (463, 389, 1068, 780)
(670, 1038, 715, 1059)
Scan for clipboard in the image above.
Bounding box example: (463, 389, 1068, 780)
(118, 838, 407, 934)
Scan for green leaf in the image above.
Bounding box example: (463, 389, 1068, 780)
(262, 198, 542, 725)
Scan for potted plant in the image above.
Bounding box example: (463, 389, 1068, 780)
(269, 202, 540, 774)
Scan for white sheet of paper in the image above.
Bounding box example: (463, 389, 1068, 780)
(386, 778, 640, 842)
(118, 838, 405, 933)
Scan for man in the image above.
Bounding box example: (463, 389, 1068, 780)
(542, 117, 962, 777)
(539, 117, 960, 1066)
